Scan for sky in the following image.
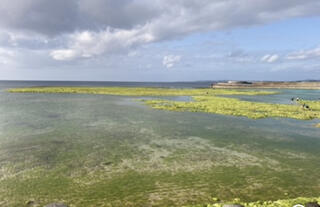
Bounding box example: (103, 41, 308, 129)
(0, 0, 320, 81)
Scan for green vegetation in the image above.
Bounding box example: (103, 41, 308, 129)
(188, 197, 320, 207)
(144, 96, 320, 120)
(8, 86, 277, 96)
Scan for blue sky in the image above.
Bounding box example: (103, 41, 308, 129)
(0, 0, 319, 81)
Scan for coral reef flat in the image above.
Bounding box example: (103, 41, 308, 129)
(8, 86, 276, 96)
(1, 85, 320, 206)
(9, 87, 320, 121)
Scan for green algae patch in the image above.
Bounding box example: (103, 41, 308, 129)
(144, 96, 320, 120)
(8, 87, 277, 96)
(304, 100, 320, 111)
(8, 86, 320, 122)
(187, 196, 320, 207)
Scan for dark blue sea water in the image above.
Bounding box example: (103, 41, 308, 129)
(0, 80, 214, 90)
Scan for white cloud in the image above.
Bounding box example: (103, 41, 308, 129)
(0, 47, 15, 64)
(162, 55, 181, 68)
(50, 49, 78, 61)
(37, 0, 320, 60)
(50, 28, 155, 60)
(0, 0, 319, 82)
(287, 47, 320, 60)
(261, 54, 279, 63)
(226, 50, 255, 63)
(0, 48, 14, 57)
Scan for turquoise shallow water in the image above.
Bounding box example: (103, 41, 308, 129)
(0, 81, 320, 206)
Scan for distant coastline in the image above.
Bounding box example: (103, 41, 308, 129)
(211, 81, 320, 89)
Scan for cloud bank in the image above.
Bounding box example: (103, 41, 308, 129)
(261, 54, 279, 63)
(1, 0, 320, 60)
(287, 46, 320, 60)
(163, 55, 181, 68)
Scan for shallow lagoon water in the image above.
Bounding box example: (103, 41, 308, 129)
(229, 89, 320, 104)
(0, 81, 320, 206)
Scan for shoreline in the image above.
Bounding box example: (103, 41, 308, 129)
(211, 81, 320, 90)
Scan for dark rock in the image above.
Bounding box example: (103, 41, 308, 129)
(26, 200, 36, 206)
(103, 161, 113, 166)
(305, 202, 320, 207)
(222, 204, 244, 207)
(44, 203, 68, 207)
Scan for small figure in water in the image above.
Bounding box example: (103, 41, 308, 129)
(296, 97, 300, 101)
(291, 97, 294, 101)
(302, 103, 310, 109)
